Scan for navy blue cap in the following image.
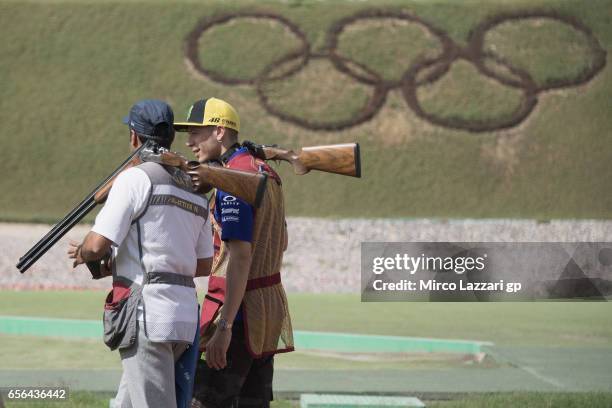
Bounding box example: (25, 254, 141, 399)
(123, 99, 175, 146)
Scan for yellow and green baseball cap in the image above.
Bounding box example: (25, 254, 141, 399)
(174, 97, 240, 132)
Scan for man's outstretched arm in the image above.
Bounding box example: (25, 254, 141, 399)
(205, 240, 252, 370)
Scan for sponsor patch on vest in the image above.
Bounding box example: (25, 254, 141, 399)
(222, 215, 239, 222)
(150, 194, 208, 218)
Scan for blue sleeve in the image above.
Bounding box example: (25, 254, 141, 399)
(215, 190, 254, 242)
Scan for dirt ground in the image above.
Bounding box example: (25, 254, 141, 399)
(2, 218, 611, 292)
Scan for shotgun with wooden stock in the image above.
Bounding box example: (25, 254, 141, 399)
(15, 141, 267, 274)
(242, 141, 361, 178)
(16, 141, 361, 273)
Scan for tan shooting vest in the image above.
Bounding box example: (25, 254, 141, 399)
(200, 151, 294, 357)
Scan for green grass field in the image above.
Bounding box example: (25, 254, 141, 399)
(1, 292, 611, 406)
(1, 291, 610, 371)
(1, 291, 611, 346)
(0, 0, 611, 222)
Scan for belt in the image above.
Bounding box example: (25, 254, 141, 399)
(146, 272, 195, 288)
(245, 273, 281, 291)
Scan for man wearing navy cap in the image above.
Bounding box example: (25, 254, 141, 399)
(68, 99, 213, 408)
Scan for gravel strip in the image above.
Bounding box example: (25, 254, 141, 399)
(2, 219, 611, 293)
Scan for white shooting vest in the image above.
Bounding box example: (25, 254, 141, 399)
(111, 162, 209, 343)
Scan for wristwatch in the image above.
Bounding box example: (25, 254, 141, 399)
(218, 317, 233, 331)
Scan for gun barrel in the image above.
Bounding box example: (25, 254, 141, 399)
(16, 199, 97, 273)
(16, 141, 151, 274)
(18, 188, 101, 263)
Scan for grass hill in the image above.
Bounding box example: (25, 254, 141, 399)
(0, 0, 611, 221)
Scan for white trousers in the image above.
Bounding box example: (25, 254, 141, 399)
(112, 323, 189, 408)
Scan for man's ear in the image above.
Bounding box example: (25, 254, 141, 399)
(129, 129, 140, 148)
(215, 126, 226, 143)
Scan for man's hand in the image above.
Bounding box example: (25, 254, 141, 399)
(67, 240, 85, 268)
(67, 232, 113, 268)
(186, 165, 213, 194)
(205, 328, 232, 370)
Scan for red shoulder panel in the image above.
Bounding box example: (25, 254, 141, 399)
(227, 151, 281, 182)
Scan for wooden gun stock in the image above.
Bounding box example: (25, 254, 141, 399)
(158, 151, 267, 208)
(191, 164, 267, 208)
(261, 143, 361, 178)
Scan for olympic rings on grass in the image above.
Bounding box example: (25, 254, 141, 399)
(470, 10, 607, 92)
(185, 12, 310, 85)
(185, 9, 606, 132)
(326, 9, 455, 88)
(257, 53, 389, 131)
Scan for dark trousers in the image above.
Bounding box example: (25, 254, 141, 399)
(191, 324, 274, 408)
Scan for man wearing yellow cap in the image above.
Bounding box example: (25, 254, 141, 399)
(175, 98, 294, 408)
